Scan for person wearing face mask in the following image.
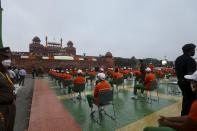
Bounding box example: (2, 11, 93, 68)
(143, 70, 197, 131)
(175, 43, 197, 116)
(7, 67, 16, 83)
(0, 47, 16, 131)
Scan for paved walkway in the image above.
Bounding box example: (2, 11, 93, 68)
(14, 75, 34, 131)
(26, 77, 182, 131)
(28, 79, 81, 131)
(47, 78, 180, 131)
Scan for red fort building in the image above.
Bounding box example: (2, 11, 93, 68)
(12, 36, 114, 72)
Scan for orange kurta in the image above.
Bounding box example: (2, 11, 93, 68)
(63, 74, 72, 80)
(113, 72, 123, 79)
(94, 80, 111, 104)
(74, 76, 85, 84)
(144, 73, 156, 90)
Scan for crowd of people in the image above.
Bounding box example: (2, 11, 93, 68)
(1, 43, 197, 131)
(48, 43, 197, 131)
(48, 62, 177, 123)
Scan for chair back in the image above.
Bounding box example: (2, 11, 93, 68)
(73, 83, 85, 92)
(149, 80, 158, 91)
(63, 80, 73, 86)
(113, 77, 124, 85)
(123, 74, 129, 79)
(98, 90, 113, 105)
(89, 75, 96, 80)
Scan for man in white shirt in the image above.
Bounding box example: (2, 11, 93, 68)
(7, 66, 16, 83)
(19, 68, 26, 86)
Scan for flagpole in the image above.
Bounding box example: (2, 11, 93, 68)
(0, 0, 3, 48)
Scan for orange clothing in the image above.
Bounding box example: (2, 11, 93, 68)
(144, 72, 156, 90)
(189, 100, 197, 123)
(57, 72, 61, 78)
(113, 72, 123, 79)
(63, 74, 72, 80)
(60, 73, 65, 78)
(134, 70, 141, 76)
(123, 70, 130, 75)
(89, 71, 96, 77)
(94, 80, 111, 104)
(74, 76, 85, 84)
(157, 71, 164, 78)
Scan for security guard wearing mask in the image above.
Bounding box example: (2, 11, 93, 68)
(0, 47, 16, 131)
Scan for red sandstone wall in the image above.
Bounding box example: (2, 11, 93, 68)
(11, 57, 113, 73)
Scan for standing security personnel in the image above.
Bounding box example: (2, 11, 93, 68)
(175, 43, 197, 116)
(0, 47, 16, 131)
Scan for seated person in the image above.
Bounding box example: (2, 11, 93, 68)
(110, 68, 123, 86)
(123, 67, 130, 79)
(86, 73, 111, 111)
(88, 69, 96, 84)
(144, 70, 197, 131)
(62, 71, 73, 89)
(73, 69, 85, 84)
(134, 69, 142, 82)
(63, 71, 72, 80)
(112, 68, 123, 79)
(68, 69, 85, 94)
(131, 67, 156, 99)
(144, 67, 156, 90)
(71, 69, 78, 78)
(89, 69, 96, 78)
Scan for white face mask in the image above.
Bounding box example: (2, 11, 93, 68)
(1, 59, 11, 67)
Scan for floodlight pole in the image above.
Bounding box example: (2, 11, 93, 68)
(164, 56, 167, 60)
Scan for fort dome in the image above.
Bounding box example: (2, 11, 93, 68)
(105, 52, 113, 58)
(32, 36, 41, 43)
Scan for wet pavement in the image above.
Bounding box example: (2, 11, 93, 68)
(14, 75, 34, 131)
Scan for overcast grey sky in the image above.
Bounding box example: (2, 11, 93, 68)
(2, 0, 197, 60)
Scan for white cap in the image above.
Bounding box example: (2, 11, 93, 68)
(145, 67, 151, 72)
(77, 69, 83, 74)
(184, 71, 197, 82)
(97, 73, 106, 80)
(109, 68, 113, 70)
(100, 68, 104, 72)
(124, 67, 127, 69)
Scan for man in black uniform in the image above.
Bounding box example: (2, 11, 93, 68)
(175, 43, 196, 116)
(0, 47, 16, 131)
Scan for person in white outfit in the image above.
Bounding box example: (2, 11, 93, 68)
(19, 68, 26, 86)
